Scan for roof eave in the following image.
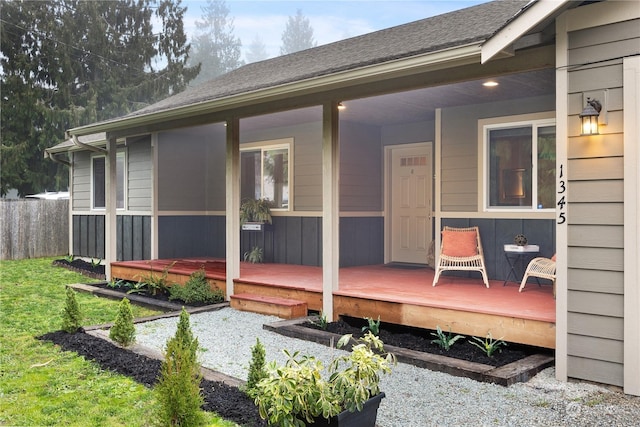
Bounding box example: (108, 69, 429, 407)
(481, 0, 569, 64)
(66, 43, 483, 138)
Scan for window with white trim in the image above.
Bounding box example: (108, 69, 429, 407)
(92, 151, 126, 209)
(240, 141, 290, 210)
(484, 119, 555, 211)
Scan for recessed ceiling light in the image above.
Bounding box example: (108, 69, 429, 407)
(483, 81, 499, 87)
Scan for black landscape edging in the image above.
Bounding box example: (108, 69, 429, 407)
(264, 316, 555, 386)
(68, 282, 229, 313)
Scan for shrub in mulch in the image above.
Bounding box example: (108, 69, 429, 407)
(38, 330, 267, 427)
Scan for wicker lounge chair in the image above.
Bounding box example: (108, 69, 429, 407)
(432, 226, 489, 288)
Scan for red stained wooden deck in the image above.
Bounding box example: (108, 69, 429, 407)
(111, 258, 556, 348)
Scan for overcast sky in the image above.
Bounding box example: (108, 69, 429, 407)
(182, 0, 488, 61)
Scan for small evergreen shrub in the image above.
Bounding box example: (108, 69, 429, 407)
(155, 308, 205, 427)
(245, 338, 267, 398)
(61, 286, 82, 333)
(169, 269, 224, 304)
(109, 298, 136, 347)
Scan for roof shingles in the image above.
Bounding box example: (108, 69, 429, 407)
(128, 1, 529, 118)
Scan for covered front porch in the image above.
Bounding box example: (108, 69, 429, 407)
(111, 258, 555, 349)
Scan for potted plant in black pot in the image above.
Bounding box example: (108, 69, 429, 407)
(254, 332, 395, 427)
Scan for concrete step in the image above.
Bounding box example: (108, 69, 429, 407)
(230, 292, 308, 319)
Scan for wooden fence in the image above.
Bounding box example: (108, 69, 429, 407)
(0, 199, 69, 260)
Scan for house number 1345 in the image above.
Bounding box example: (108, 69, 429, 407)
(557, 164, 566, 224)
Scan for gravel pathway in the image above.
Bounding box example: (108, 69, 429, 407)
(134, 308, 640, 427)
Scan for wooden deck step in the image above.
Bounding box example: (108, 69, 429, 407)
(230, 293, 308, 319)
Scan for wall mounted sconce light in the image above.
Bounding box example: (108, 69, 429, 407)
(579, 97, 602, 135)
(337, 102, 346, 111)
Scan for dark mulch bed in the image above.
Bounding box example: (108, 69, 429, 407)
(53, 258, 106, 279)
(303, 316, 551, 368)
(38, 330, 266, 427)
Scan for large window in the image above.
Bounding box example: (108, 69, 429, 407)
(484, 119, 555, 211)
(92, 151, 126, 209)
(241, 141, 290, 210)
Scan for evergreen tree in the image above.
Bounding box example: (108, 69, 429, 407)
(187, 0, 243, 87)
(0, 0, 198, 196)
(245, 35, 268, 63)
(109, 297, 136, 347)
(280, 9, 316, 55)
(155, 308, 205, 426)
(61, 286, 82, 333)
(245, 337, 267, 398)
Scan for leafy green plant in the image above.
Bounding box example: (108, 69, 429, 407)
(155, 308, 205, 427)
(243, 246, 263, 264)
(109, 298, 136, 347)
(469, 332, 507, 357)
(133, 261, 176, 296)
(240, 198, 272, 225)
(362, 316, 381, 336)
(90, 258, 102, 268)
(244, 338, 267, 399)
(255, 332, 395, 426)
(169, 269, 224, 304)
(65, 253, 75, 262)
(107, 279, 130, 290)
(311, 312, 329, 330)
(430, 326, 465, 351)
(61, 286, 82, 333)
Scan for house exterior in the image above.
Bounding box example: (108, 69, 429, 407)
(46, 0, 639, 394)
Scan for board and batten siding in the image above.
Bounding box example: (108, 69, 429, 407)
(440, 95, 555, 212)
(127, 136, 152, 211)
(565, 16, 639, 387)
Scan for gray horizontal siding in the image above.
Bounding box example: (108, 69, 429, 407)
(157, 124, 226, 211)
(565, 15, 632, 385)
(567, 268, 623, 295)
(241, 118, 323, 212)
(568, 312, 623, 341)
(127, 137, 152, 211)
(72, 151, 91, 211)
(567, 356, 623, 388)
(567, 291, 623, 318)
(340, 122, 382, 212)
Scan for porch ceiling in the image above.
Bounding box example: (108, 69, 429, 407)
(241, 68, 555, 131)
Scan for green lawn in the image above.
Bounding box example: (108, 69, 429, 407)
(0, 257, 237, 426)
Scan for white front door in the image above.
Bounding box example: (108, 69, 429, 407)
(389, 144, 432, 264)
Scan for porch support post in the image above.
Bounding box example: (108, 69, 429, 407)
(322, 101, 340, 321)
(225, 117, 240, 300)
(554, 12, 569, 383)
(104, 136, 117, 280)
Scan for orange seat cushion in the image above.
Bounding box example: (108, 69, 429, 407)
(441, 230, 478, 257)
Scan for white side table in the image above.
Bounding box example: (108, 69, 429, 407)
(503, 244, 539, 285)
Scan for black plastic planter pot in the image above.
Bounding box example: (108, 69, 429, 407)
(311, 393, 385, 427)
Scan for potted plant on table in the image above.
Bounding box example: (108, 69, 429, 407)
(254, 332, 395, 427)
